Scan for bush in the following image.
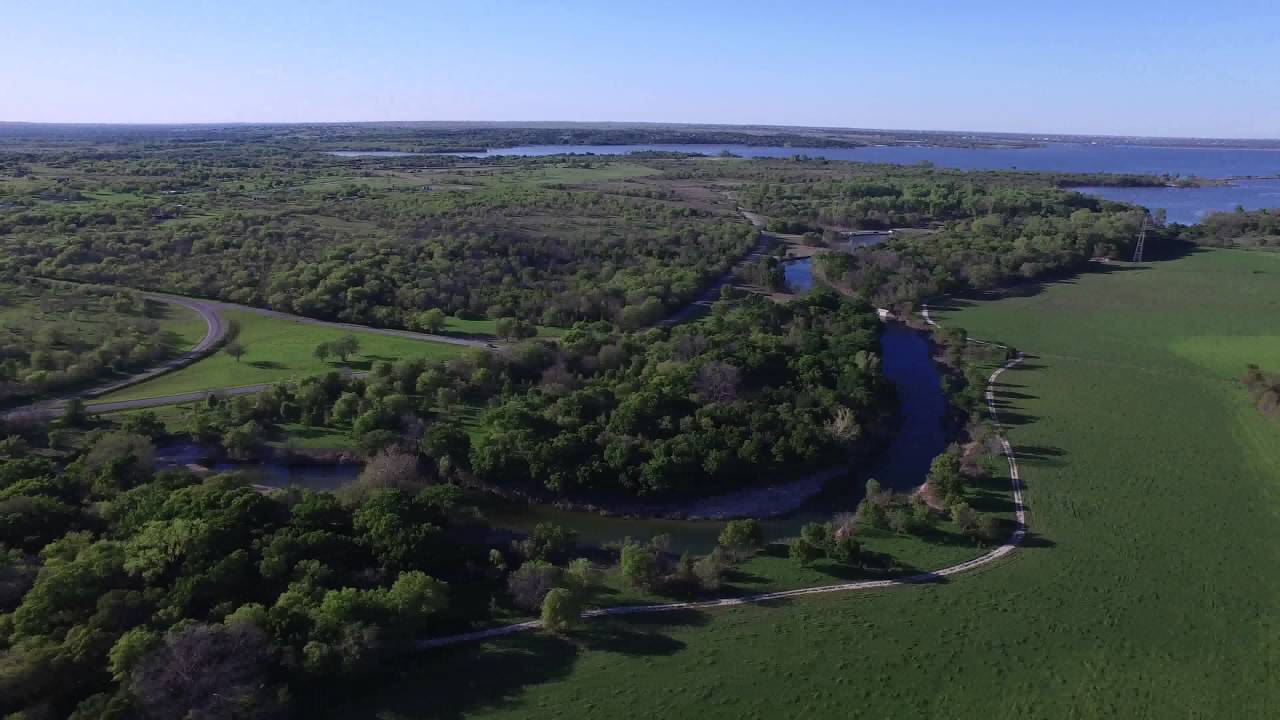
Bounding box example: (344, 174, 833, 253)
(507, 560, 562, 611)
(718, 519, 763, 558)
(620, 542, 659, 590)
(541, 588, 580, 634)
(788, 536, 823, 566)
(693, 547, 728, 591)
(517, 522, 576, 563)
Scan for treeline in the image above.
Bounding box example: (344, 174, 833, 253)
(740, 174, 1149, 231)
(1179, 208, 1280, 248)
(788, 180, 1151, 308)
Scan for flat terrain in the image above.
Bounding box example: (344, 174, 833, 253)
(98, 309, 468, 401)
(346, 249, 1280, 719)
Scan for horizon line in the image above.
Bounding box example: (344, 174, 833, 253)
(0, 119, 1277, 144)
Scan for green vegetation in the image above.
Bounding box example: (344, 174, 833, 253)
(98, 310, 466, 402)
(343, 249, 1280, 719)
(470, 291, 893, 498)
(5, 123, 1278, 719)
(1180, 208, 1280, 247)
(0, 280, 204, 405)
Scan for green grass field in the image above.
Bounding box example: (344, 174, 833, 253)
(98, 310, 468, 402)
(344, 248, 1280, 719)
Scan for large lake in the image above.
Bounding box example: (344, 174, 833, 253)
(458, 142, 1280, 225)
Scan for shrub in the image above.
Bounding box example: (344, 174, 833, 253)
(541, 587, 580, 634)
(620, 542, 659, 590)
(507, 560, 562, 611)
(718, 519, 763, 559)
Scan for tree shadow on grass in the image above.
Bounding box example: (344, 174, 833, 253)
(350, 633, 581, 720)
(247, 360, 284, 370)
(1014, 444, 1067, 468)
(349, 608, 711, 718)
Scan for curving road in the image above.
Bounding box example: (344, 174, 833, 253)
(201, 298, 494, 350)
(2, 287, 506, 420)
(416, 306, 1029, 650)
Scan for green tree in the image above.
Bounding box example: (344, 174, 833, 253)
(415, 308, 447, 333)
(541, 587, 579, 634)
(718, 519, 763, 556)
(331, 335, 361, 363)
(788, 536, 822, 566)
(620, 542, 659, 589)
(223, 340, 246, 363)
(108, 627, 158, 682)
(927, 447, 965, 504)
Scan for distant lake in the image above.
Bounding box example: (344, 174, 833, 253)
(348, 141, 1280, 223)
(326, 150, 419, 157)
(1076, 179, 1280, 225)
(468, 142, 1280, 178)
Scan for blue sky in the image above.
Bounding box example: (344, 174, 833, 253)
(3, 0, 1278, 138)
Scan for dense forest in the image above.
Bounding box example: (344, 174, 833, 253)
(470, 291, 893, 498)
(1, 186, 755, 328)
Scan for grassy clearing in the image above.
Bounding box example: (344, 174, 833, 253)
(441, 316, 565, 339)
(98, 310, 467, 401)
(346, 248, 1280, 719)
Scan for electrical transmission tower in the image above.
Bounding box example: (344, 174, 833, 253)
(1132, 217, 1148, 263)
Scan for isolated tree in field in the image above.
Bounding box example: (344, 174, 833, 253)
(313, 341, 332, 362)
(331, 335, 361, 363)
(224, 317, 242, 344)
(541, 587, 580, 633)
(223, 340, 246, 363)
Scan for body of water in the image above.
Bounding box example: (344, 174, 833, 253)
(464, 142, 1280, 178)
(1076, 179, 1280, 225)
(453, 142, 1280, 223)
(784, 258, 815, 292)
(156, 442, 361, 491)
(326, 150, 419, 157)
(153, 322, 944, 552)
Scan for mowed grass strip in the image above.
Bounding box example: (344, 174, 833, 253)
(344, 248, 1280, 720)
(99, 310, 468, 401)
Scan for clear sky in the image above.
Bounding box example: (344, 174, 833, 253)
(4, 0, 1278, 138)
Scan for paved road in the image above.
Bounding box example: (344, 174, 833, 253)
(2, 282, 508, 419)
(417, 310, 1030, 650)
(2, 293, 227, 421)
(203, 298, 494, 349)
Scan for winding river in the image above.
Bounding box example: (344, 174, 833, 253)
(157, 322, 945, 553)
